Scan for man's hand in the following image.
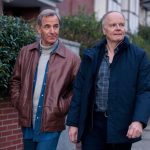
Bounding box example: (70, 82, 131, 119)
(68, 126, 78, 143)
(127, 121, 143, 139)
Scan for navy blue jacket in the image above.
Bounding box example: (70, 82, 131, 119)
(66, 37, 150, 143)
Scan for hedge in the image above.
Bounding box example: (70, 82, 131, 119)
(0, 16, 36, 98)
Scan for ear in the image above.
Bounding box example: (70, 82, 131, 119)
(102, 28, 106, 35)
(36, 25, 41, 34)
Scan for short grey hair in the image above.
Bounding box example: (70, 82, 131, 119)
(37, 9, 61, 26)
(101, 11, 125, 27)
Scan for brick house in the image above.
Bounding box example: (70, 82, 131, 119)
(2, 0, 62, 19)
(1, 0, 150, 33)
(57, 0, 94, 16)
(57, 0, 150, 33)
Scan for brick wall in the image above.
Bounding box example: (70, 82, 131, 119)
(57, 0, 94, 16)
(0, 101, 23, 150)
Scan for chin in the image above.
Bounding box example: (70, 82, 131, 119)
(116, 37, 124, 42)
(48, 40, 56, 45)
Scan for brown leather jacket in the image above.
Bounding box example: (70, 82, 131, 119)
(10, 40, 80, 132)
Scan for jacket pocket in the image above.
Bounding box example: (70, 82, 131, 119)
(58, 96, 71, 116)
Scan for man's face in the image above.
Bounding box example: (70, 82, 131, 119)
(37, 15, 60, 46)
(102, 12, 126, 43)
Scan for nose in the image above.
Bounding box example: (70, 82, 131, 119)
(50, 27, 55, 33)
(116, 24, 121, 29)
(116, 24, 119, 28)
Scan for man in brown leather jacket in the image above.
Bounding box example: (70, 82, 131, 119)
(10, 9, 80, 150)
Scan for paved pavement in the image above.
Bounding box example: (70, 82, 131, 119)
(57, 126, 76, 150)
(57, 122, 150, 150)
(132, 123, 150, 150)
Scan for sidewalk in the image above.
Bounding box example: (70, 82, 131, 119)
(57, 121, 150, 150)
(57, 127, 76, 150)
(132, 122, 150, 150)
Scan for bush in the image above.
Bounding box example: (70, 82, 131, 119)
(0, 16, 36, 98)
(131, 31, 150, 57)
(60, 12, 103, 55)
(138, 26, 150, 42)
(60, 13, 150, 57)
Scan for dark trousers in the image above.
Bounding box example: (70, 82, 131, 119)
(82, 112, 132, 150)
(106, 143, 132, 150)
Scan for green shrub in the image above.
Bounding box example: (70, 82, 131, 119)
(131, 25, 150, 56)
(60, 12, 103, 55)
(0, 16, 36, 98)
(60, 13, 150, 57)
(131, 34, 150, 57)
(138, 26, 150, 42)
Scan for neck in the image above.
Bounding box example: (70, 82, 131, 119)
(106, 43, 116, 54)
(40, 40, 58, 50)
(106, 40, 122, 52)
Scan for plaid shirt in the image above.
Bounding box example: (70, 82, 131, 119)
(94, 47, 118, 112)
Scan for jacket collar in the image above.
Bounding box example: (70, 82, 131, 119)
(117, 36, 130, 51)
(84, 36, 130, 60)
(54, 40, 67, 58)
(29, 41, 40, 51)
(29, 39, 67, 58)
(83, 38, 107, 60)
